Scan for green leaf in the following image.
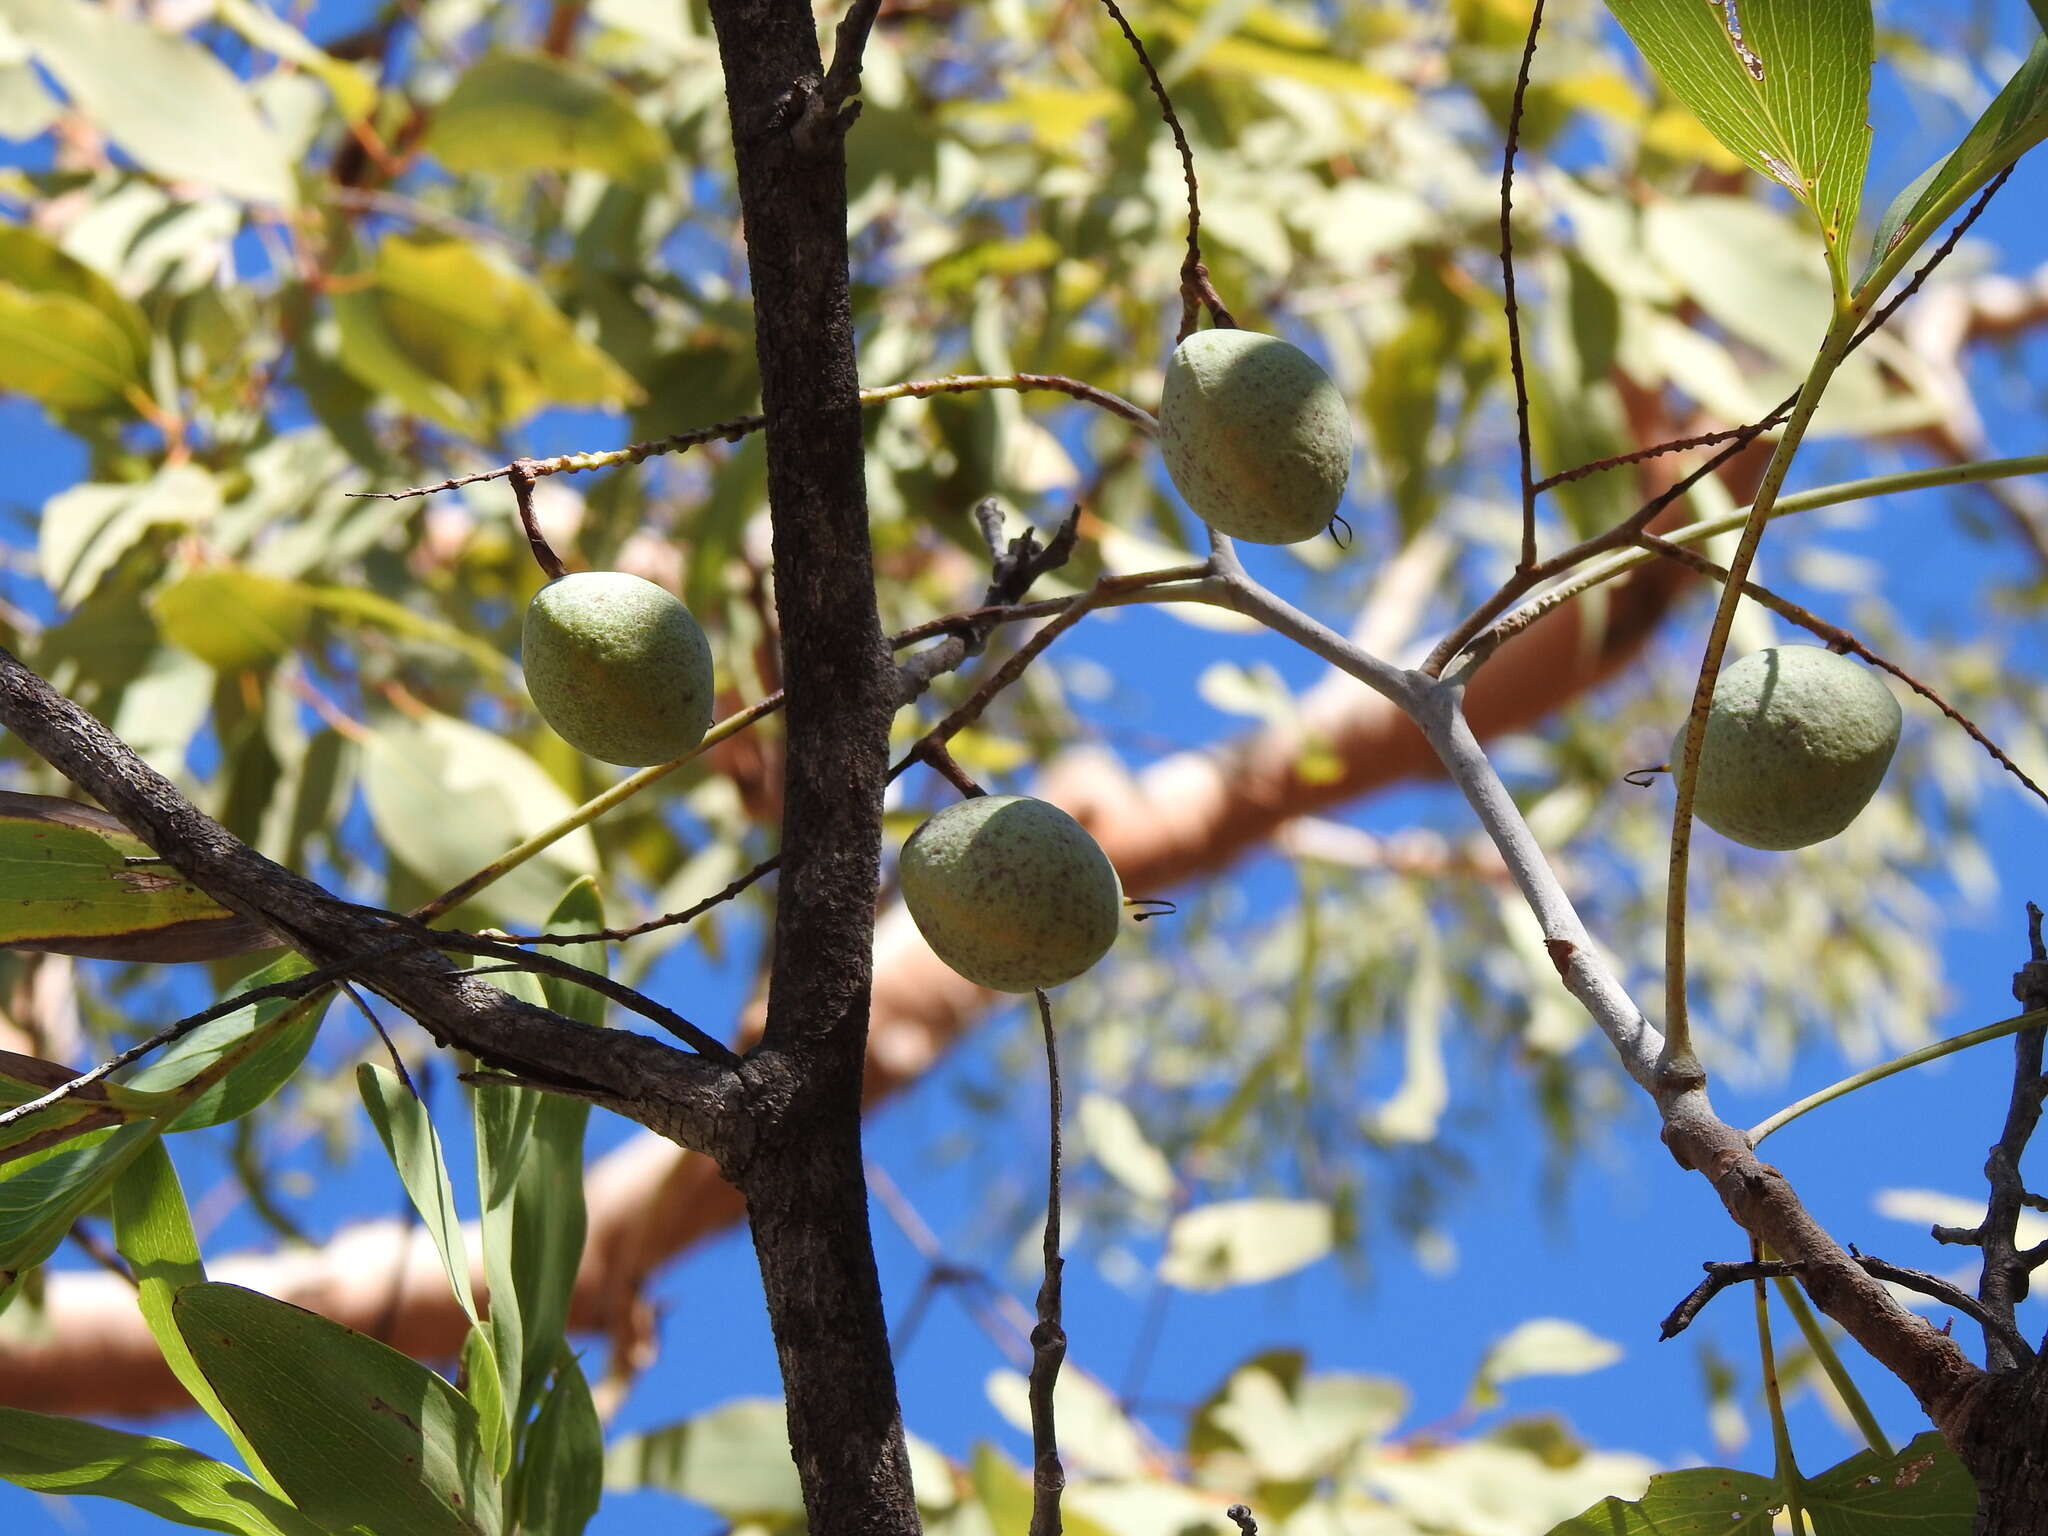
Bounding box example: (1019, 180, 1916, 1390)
(1604, 0, 1872, 280)
(425, 54, 667, 191)
(462, 1323, 513, 1481)
(0, 221, 150, 392)
(1860, 40, 2048, 296)
(0, 1119, 163, 1281)
(1470, 1318, 1624, 1408)
(511, 1350, 604, 1536)
(122, 951, 333, 1132)
(0, 791, 272, 963)
(476, 878, 603, 1424)
(1804, 1431, 1975, 1533)
(39, 463, 221, 610)
(215, 0, 377, 123)
(151, 567, 313, 672)
(110, 1140, 280, 1492)
(306, 585, 520, 679)
(335, 232, 642, 431)
(174, 1281, 503, 1536)
(0, 1406, 323, 1536)
(8, 0, 295, 205)
(1544, 1464, 1781, 1535)
(357, 1062, 479, 1323)
(604, 1399, 806, 1522)
(1160, 1199, 1334, 1291)
(360, 707, 598, 927)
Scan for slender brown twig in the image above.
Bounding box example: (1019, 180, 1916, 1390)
(1498, 0, 1546, 571)
(1027, 987, 1068, 1536)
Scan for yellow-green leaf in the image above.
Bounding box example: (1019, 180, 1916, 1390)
(151, 567, 312, 672)
(425, 53, 667, 191)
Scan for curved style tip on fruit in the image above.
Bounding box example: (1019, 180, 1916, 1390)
(523, 571, 716, 768)
(900, 795, 1123, 993)
(1680, 645, 1902, 851)
(1159, 328, 1353, 547)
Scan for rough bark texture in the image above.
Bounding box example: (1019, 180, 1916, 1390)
(702, 3, 919, 1531)
(1954, 1357, 2048, 1534)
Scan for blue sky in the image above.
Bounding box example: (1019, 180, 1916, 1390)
(6, 4, 2048, 1534)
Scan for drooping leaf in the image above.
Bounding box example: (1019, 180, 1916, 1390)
(174, 1281, 503, 1536)
(151, 567, 313, 672)
(425, 54, 667, 190)
(0, 1406, 322, 1536)
(334, 232, 642, 431)
(604, 1399, 806, 1522)
(8, 0, 296, 205)
(121, 951, 332, 1132)
(109, 1139, 279, 1491)
(1861, 40, 2048, 294)
(511, 1349, 604, 1536)
(0, 792, 273, 962)
(461, 1323, 513, 1482)
(1160, 1199, 1334, 1291)
(359, 707, 598, 926)
(39, 464, 221, 610)
(0, 1119, 163, 1282)
(214, 0, 377, 123)
(357, 1062, 479, 1322)
(1544, 1464, 1781, 1535)
(0, 223, 151, 412)
(1804, 1431, 1975, 1533)
(1604, 0, 1872, 281)
(1470, 1318, 1624, 1407)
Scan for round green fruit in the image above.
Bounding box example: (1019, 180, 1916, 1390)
(523, 572, 715, 767)
(900, 795, 1122, 993)
(1679, 645, 1901, 851)
(1159, 328, 1352, 546)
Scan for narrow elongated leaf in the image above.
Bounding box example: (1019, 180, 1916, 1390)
(0, 1119, 163, 1280)
(9, 0, 295, 204)
(110, 1140, 279, 1492)
(1861, 40, 2048, 293)
(0, 792, 272, 962)
(122, 952, 332, 1131)
(1804, 1431, 1974, 1532)
(604, 1399, 805, 1521)
(511, 1350, 604, 1536)
(358, 1063, 479, 1322)
(0, 1407, 322, 1536)
(1605, 0, 1872, 278)
(462, 1323, 513, 1481)
(1470, 1319, 1623, 1407)
(360, 707, 597, 926)
(1544, 1464, 1781, 1534)
(425, 54, 667, 190)
(0, 222, 149, 412)
(174, 1282, 502, 1536)
(151, 567, 313, 672)
(1160, 1199, 1334, 1291)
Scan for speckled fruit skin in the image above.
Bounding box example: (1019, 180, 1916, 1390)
(523, 572, 715, 767)
(1159, 329, 1352, 546)
(1680, 645, 1902, 851)
(900, 795, 1122, 993)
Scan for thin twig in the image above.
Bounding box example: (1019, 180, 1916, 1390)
(1660, 1258, 1801, 1340)
(1028, 988, 1068, 1536)
(0, 949, 399, 1135)
(347, 375, 1155, 502)
(1634, 533, 2048, 811)
(1927, 905, 2048, 1370)
(1090, 0, 1233, 338)
(1224, 1508, 1259, 1536)
(1848, 1247, 2035, 1368)
(509, 459, 567, 581)
(1498, 0, 1545, 571)
(818, 0, 886, 115)
(490, 855, 781, 948)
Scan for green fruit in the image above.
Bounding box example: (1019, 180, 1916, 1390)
(1159, 328, 1352, 545)
(523, 572, 715, 767)
(900, 795, 1122, 992)
(1680, 645, 1901, 851)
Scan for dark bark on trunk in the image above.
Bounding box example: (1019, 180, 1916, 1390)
(1956, 1356, 2048, 1534)
(703, 4, 918, 1533)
